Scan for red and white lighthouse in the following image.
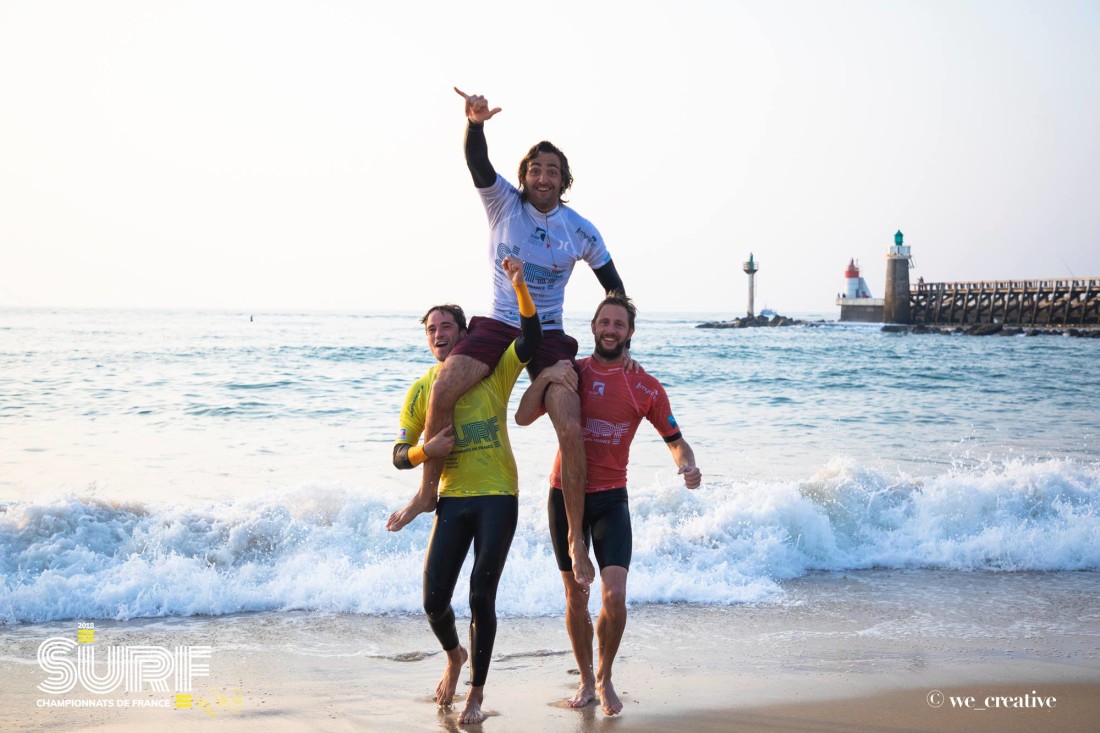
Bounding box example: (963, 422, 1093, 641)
(844, 259, 871, 299)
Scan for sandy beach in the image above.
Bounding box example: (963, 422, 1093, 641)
(3, 569, 1097, 732)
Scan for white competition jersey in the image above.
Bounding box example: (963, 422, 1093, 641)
(480, 175, 612, 330)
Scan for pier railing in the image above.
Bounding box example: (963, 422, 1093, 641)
(910, 278, 1100, 327)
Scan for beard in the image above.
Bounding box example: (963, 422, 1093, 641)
(594, 339, 626, 361)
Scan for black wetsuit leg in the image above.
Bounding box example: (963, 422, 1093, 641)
(466, 495, 518, 686)
(422, 495, 518, 687)
(588, 488, 632, 571)
(547, 487, 631, 571)
(423, 498, 472, 653)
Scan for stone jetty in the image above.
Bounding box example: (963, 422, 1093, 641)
(697, 314, 804, 329)
(881, 323, 1100, 338)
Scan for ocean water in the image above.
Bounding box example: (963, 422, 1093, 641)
(2, 308, 1099, 625)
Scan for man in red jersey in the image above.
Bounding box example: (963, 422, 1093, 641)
(515, 294, 701, 716)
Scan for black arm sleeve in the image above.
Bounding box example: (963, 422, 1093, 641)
(393, 444, 413, 470)
(514, 312, 543, 364)
(464, 122, 496, 188)
(594, 259, 625, 297)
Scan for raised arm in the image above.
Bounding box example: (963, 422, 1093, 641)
(502, 256, 542, 362)
(667, 437, 701, 489)
(455, 87, 499, 188)
(455, 86, 501, 124)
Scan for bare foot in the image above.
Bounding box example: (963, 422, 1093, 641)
(570, 545, 595, 586)
(459, 685, 486, 724)
(596, 678, 623, 716)
(435, 646, 468, 707)
(386, 493, 437, 532)
(566, 679, 596, 708)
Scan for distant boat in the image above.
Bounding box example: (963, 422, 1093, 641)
(758, 307, 777, 318)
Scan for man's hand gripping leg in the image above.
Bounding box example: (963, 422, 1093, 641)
(386, 354, 490, 531)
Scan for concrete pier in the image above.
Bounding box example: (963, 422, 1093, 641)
(911, 278, 1100, 327)
(837, 230, 1098, 329)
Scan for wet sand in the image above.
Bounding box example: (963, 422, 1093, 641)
(2, 570, 1097, 732)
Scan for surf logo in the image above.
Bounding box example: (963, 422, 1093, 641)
(584, 418, 630, 445)
(454, 417, 502, 449)
(524, 261, 565, 286)
(37, 624, 212, 695)
(495, 243, 566, 287)
(495, 243, 521, 265)
(523, 262, 565, 287)
(588, 381, 605, 397)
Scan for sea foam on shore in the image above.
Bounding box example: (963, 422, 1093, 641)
(3, 457, 1097, 624)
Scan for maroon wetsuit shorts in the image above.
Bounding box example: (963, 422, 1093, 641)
(450, 316, 579, 377)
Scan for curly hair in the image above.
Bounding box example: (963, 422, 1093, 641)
(517, 141, 573, 205)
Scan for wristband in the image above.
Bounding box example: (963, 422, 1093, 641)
(408, 445, 428, 467)
(514, 280, 536, 317)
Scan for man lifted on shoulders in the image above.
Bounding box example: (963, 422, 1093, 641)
(387, 87, 628, 588)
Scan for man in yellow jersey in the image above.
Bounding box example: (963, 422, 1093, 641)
(388, 257, 539, 725)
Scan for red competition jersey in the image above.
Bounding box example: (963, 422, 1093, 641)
(550, 357, 682, 492)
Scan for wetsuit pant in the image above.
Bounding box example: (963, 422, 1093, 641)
(547, 487, 632, 571)
(423, 494, 518, 687)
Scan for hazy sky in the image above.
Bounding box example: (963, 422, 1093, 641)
(2, 0, 1097, 316)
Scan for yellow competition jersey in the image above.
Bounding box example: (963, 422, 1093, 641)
(396, 342, 526, 497)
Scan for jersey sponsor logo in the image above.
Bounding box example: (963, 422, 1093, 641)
(530, 227, 547, 246)
(407, 385, 424, 416)
(668, 415, 678, 428)
(588, 380, 605, 397)
(575, 226, 598, 247)
(454, 416, 502, 449)
(397, 428, 407, 441)
(634, 381, 659, 398)
(584, 417, 631, 445)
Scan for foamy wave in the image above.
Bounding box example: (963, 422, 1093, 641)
(792, 456, 1100, 571)
(2, 458, 1098, 624)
